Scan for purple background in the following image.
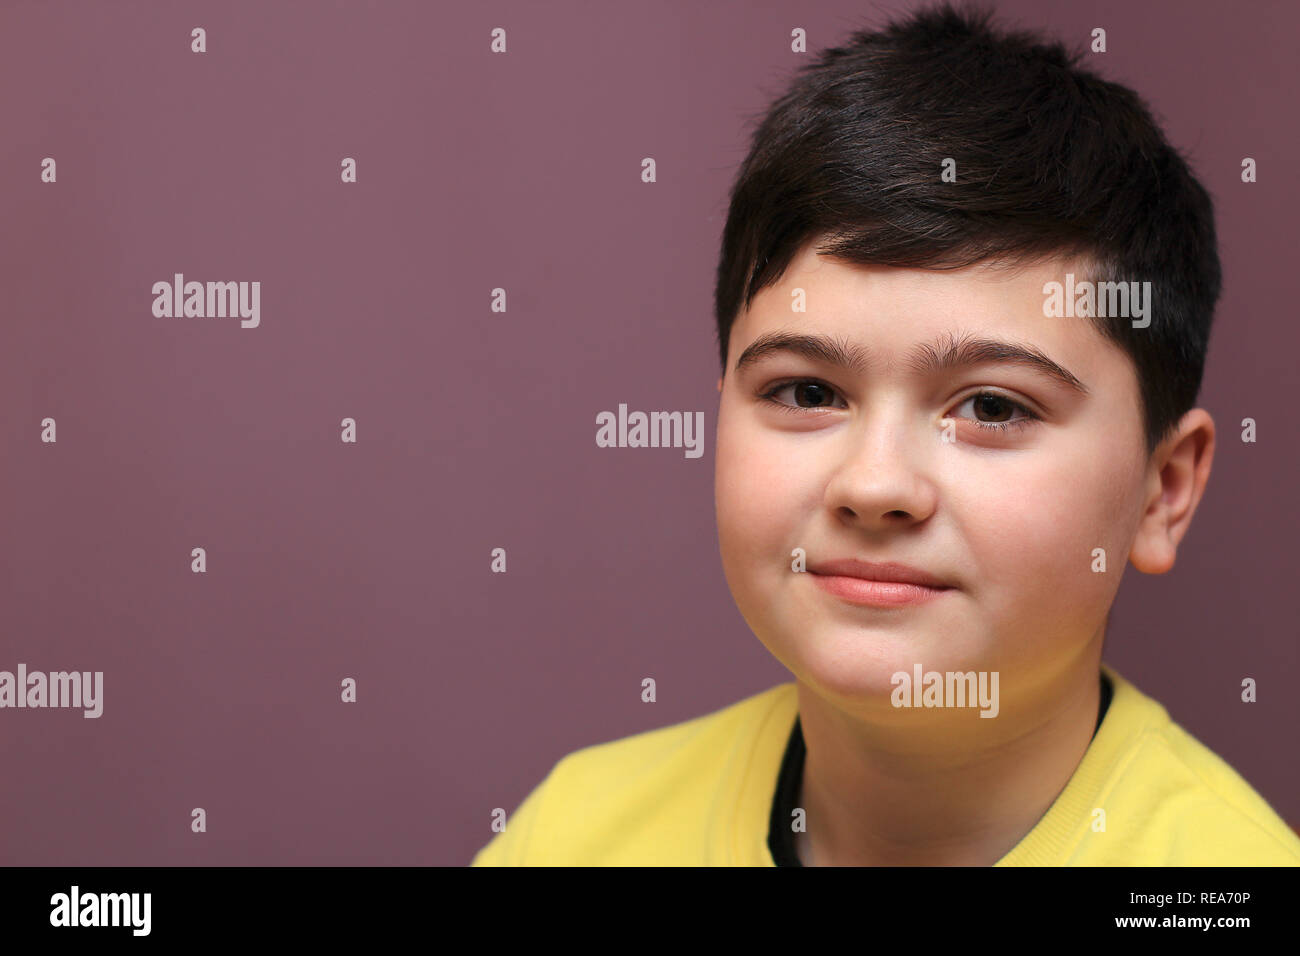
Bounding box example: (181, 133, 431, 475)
(1, 0, 1295, 865)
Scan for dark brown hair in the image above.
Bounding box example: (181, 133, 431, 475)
(713, 2, 1221, 455)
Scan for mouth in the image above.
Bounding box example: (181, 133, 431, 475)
(806, 559, 955, 609)
(808, 573, 952, 608)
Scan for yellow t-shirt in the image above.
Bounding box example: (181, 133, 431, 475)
(470, 662, 1300, 865)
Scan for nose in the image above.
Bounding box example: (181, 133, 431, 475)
(822, 406, 940, 528)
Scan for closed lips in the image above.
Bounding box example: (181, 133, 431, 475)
(808, 559, 953, 589)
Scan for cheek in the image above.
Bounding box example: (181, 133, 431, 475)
(715, 416, 813, 559)
(956, 447, 1137, 647)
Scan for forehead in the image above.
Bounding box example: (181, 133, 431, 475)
(734, 242, 1125, 385)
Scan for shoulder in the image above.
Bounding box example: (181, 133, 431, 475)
(1083, 668, 1300, 865)
(470, 683, 797, 866)
(1126, 719, 1300, 864)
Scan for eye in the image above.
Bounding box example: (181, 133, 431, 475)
(950, 392, 1040, 433)
(758, 379, 847, 413)
(757, 380, 1041, 434)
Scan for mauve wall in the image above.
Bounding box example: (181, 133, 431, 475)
(0, 0, 1294, 865)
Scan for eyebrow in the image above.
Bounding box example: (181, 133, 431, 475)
(733, 329, 1089, 395)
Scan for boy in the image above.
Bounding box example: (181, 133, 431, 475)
(472, 3, 1300, 865)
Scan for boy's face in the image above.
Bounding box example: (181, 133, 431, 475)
(714, 243, 1159, 711)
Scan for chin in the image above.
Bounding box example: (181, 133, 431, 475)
(774, 618, 986, 702)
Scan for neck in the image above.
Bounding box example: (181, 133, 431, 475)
(792, 639, 1104, 866)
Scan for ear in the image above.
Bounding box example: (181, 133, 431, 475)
(1129, 409, 1215, 574)
(716, 376, 724, 393)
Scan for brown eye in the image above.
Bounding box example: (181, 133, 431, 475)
(791, 383, 835, 407)
(760, 380, 848, 411)
(952, 392, 1039, 433)
(973, 394, 1014, 422)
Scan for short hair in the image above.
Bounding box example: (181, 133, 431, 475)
(713, 2, 1221, 456)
